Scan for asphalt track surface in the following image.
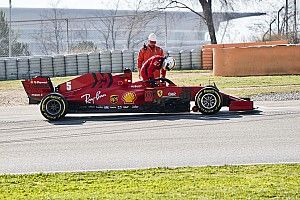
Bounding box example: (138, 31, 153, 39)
(0, 101, 299, 174)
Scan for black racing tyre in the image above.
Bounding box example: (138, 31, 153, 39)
(195, 87, 222, 115)
(40, 93, 68, 121)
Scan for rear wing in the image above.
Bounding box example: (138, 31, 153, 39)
(22, 76, 54, 104)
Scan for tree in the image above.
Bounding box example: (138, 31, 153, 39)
(155, 1, 272, 44)
(154, 0, 235, 44)
(123, 0, 161, 49)
(0, 10, 30, 57)
(35, 0, 66, 55)
(70, 41, 97, 53)
(90, 0, 122, 50)
(90, 0, 160, 50)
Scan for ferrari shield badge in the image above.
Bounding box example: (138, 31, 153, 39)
(122, 91, 136, 104)
(110, 95, 118, 104)
(157, 90, 163, 97)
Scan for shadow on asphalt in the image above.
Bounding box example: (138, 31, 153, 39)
(49, 109, 262, 126)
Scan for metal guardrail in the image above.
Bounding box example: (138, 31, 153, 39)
(0, 49, 202, 81)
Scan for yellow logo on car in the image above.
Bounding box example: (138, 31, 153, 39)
(110, 95, 118, 104)
(122, 92, 136, 104)
(157, 90, 163, 97)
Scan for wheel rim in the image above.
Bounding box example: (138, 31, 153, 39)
(200, 93, 217, 110)
(45, 99, 62, 116)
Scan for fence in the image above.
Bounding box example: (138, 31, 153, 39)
(264, 0, 299, 43)
(0, 9, 207, 58)
(0, 49, 202, 81)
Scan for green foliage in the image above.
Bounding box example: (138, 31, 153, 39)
(0, 10, 30, 57)
(0, 164, 299, 199)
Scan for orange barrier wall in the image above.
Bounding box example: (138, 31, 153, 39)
(201, 41, 288, 70)
(213, 45, 300, 76)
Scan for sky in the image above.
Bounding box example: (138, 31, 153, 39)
(0, 0, 144, 10)
(0, 0, 297, 43)
(0, 0, 103, 9)
(0, 0, 293, 12)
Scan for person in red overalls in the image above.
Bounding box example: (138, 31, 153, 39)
(137, 33, 164, 80)
(140, 55, 175, 86)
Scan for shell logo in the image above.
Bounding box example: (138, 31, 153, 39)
(122, 92, 137, 104)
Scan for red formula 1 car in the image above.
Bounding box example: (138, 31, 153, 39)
(22, 69, 254, 120)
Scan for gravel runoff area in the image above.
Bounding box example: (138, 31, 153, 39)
(252, 92, 300, 101)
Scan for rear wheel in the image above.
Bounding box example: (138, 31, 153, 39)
(195, 87, 222, 115)
(40, 93, 68, 120)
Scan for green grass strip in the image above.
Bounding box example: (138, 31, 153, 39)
(1, 71, 300, 97)
(1, 164, 299, 199)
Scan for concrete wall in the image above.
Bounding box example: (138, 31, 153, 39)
(201, 41, 288, 70)
(213, 45, 300, 76)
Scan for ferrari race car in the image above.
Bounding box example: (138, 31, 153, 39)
(22, 69, 254, 121)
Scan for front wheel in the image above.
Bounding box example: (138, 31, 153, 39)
(40, 93, 68, 121)
(195, 87, 222, 115)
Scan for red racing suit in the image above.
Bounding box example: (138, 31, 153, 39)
(140, 55, 166, 81)
(137, 44, 164, 79)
